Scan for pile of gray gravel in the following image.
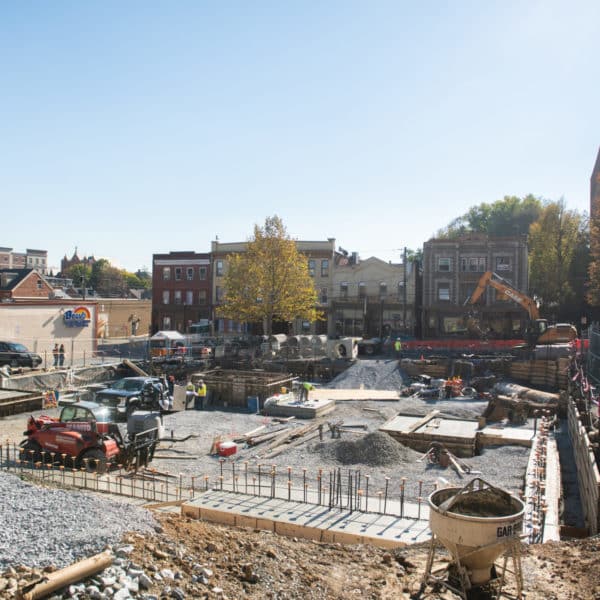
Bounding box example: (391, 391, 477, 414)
(333, 431, 416, 466)
(325, 360, 405, 391)
(0, 472, 157, 570)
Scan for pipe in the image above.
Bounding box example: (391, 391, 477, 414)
(21, 550, 113, 600)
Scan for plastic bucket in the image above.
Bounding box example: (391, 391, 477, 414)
(247, 396, 259, 413)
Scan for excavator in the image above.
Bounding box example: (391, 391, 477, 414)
(464, 271, 577, 347)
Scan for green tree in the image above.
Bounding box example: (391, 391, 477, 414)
(65, 264, 92, 288)
(437, 195, 543, 238)
(528, 199, 585, 318)
(217, 216, 321, 335)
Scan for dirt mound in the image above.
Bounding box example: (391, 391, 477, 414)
(326, 359, 405, 391)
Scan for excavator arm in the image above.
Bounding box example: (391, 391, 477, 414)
(465, 271, 539, 320)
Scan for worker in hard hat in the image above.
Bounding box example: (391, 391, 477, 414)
(185, 379, 195, 410)
(394, 338, 402, 359)
(195, 378, 207, 410)
(299, 381, 315, 403)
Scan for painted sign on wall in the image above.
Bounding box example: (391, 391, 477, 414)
(63, 306, 91, 328)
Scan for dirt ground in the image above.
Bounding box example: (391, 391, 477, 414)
(114, 512, 600, 600)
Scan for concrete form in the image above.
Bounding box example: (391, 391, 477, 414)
(479, 425, 535, 448)
(181, 489, 431, 548)
(263, 392, 336, 419)
(310, 388, 400, 402)
(380, 412, 480, 457)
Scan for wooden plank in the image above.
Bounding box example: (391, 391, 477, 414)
(406, 410, 440, 434)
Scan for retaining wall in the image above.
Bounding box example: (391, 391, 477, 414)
(567, 400, 600, 535)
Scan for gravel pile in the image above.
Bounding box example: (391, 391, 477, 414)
(0, 473, 157, 570)
(333, 431, 416, 466)
(325, 359, 405, 390)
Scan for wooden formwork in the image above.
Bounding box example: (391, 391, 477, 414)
(509, 358, 570, 391)
(567, 400, 600, 535)
(194, 369, 296, 409)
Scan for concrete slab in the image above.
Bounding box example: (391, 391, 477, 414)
(180, 489, 431, 548)
(380, 414, 479, 440)
(311, 389, 400, 402)
(480, 425, 535, 447)
(264, 393, 336, 419)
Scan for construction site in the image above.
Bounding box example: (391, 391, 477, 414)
(0, 333, 599, 600)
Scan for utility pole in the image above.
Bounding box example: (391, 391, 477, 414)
(403, 247, 407, 332)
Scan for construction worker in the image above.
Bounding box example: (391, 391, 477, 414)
(195, 378, 207, 410)
(185, 379, 195, 410)
(394, 338, 402, 359)
(299, 381, 314, 403)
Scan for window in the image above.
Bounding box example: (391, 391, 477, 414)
(321, 259, 329, 277)
(340, 282, 348, 298)
(185, 290, 193, 305)
(163, 267, 171, 280)
(379, 282, 387, 297)
(438, 258, 452, 272)
(308, 259, 316, 277)
(186, 268, 194, 281)
(397, 281, 404, 299)
(198, 290, 207, 305)
(199, 267, 207, 280)
(162, 290, 170, 305)
(216, 286, 223, 302)
(175, 267, 182, 281)
(358, 282, 366, 298)
(496, 256, 512, 272)
(437, 283, 450, 301)
(216, 260, 224, 277)
(461, 257, 486, 272)
(36, 280, 43, 290)
(320, 287, 328, 304)
(162, 316, 171, 330)
(174, 290, 182, 304)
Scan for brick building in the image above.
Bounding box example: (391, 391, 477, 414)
(0, 269, 54, 300)
(421, 234, 529, 338)
(0, 248, 48, 274)
(151, 252, 211, 334)
(60, 249, 95, 276)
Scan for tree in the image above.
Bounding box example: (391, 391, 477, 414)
(217, 216, 321, 335)
(587, 213, 600, 309)
(65, 264, 92, 288)
(436, 195, 543, 238)
(528, 199, 585, 319)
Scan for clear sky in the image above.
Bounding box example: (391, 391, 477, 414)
(1, 1, 598, 273)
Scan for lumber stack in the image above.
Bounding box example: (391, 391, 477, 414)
(509, 359, 569, 390)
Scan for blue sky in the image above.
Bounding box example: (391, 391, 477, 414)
(1, 1, 598, 273)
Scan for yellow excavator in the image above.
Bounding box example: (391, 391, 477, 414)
(464, 271, 577, 346)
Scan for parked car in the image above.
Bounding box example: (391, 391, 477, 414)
(94, 376, 165, 420)
(0, 341, 43, 369)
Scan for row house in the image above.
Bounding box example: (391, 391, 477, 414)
(328, 254, 418, 338)
(210, 238, 335, 335)
(0, 248, 48, 274)
(421, 234, 529, 338)
(151, 252, 211, 334)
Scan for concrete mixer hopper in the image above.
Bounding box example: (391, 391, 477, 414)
(423, 477, 525, 599)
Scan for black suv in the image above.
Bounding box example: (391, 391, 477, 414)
(94, 376, 164, 420)
(0, 341, 43, 368)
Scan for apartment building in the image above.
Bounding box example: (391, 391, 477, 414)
(151, 251, 211, 334)
(328, 253, 417, 338)
(0, 248, 48, 274)
(421, 234, 529, 338)
(210, 238, 335, 335)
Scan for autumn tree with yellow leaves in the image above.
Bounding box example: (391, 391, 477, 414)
(217, 216, 321, 336)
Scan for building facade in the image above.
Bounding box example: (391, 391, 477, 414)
(151, 251, 211, 334)
(60, 249, 95, 276)
(210, 238, 336, 335)
(0, 248, 48, 274)
(328, 254, 417, 338)
(0, 269, 54, 301)
(421, 234, 529, 338)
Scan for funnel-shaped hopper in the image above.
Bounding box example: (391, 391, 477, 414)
(428, 478, 524, 586)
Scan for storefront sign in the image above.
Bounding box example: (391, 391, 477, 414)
(64, 306, 91, 328)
